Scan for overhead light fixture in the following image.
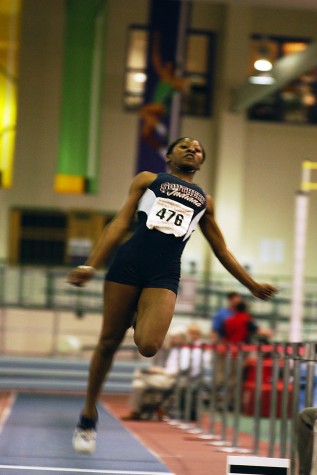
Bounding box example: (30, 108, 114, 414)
(248, 73, 275, 85)
(249, 38, 274, 84)
(253, 39, 273, 72)
(254, 58, 272, 72)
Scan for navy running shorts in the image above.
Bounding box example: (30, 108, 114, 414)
(105, 245, 181, 295)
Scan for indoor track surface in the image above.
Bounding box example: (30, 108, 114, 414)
(0, 393, 173, 475)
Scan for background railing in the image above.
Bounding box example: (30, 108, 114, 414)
(1, 263, 317, 357)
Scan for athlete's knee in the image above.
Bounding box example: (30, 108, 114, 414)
(135, 338, 160, 358)
(139, 344, 159, 358)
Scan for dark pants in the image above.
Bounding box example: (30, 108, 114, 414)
(297, 407, 317, 475)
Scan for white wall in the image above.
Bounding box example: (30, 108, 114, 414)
(243, 122, 317, 276)
(1, 0, 317, 282)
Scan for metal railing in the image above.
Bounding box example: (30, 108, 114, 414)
(1, 263, 317, 333)
(165, 341, 317, 475)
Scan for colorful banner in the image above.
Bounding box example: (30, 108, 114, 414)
(55, 0, 107, 194)
(135, 0, 189, 174)
(0, 0, 21, 188)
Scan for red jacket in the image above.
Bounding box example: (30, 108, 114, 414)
(222, 311, 258, 343)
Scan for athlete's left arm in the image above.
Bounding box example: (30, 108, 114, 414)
(199, 195, 277, 301)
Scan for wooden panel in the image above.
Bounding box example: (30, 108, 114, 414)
(65, 210, 108, 264)
(8, 209, 21, 263)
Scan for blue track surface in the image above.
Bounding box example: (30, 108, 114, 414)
(0, 393, 173, 475)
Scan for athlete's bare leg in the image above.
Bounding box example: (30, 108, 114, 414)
(134, 288, 177, 357)
(81, 286, 177, 419)
(82, 281, 140, 419)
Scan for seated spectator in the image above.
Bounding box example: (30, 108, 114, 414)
(210, 292, 242, 344)
(122, 326, 188, 421)
(176, 323, 212, 421)
(183, 324, 207, 377)
(217, 301, 271, 410)
(297, 407, 317, 475)
(221, 301, 258, 344)
(222, 301, 272, 344)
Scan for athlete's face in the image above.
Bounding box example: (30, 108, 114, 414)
(168, 138, 204, 172)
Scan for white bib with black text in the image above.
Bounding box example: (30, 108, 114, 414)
(146, 197, 194, 237)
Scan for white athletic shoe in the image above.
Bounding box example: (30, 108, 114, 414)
(72, 427, 97, 454)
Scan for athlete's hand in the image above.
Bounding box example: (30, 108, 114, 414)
(67, 265, 95, 287)
(250, 283, 278, 300)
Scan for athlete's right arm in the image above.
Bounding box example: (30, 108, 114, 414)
(67, 171, 157, 286)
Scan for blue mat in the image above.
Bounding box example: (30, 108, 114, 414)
(0, 393, 173, 475)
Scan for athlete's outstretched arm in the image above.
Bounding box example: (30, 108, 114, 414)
(199, 195, 277, 300)
(67, 171, 156, 286)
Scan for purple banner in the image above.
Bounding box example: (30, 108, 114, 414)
(135, 0, 185, 173)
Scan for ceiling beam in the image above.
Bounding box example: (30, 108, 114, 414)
(230, 41, 317, 112)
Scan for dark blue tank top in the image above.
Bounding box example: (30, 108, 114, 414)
(122, 173, 207, 264)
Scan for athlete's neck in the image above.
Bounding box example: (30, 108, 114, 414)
(168, 166, 196, 183)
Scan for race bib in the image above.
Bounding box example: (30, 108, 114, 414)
(146, 197, 194, 237)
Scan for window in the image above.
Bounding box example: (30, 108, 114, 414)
(182, 31, 215, 116)
(124, 28, 148, 110)
(248, 35, 317, 124)
(124, 26, 215, 117)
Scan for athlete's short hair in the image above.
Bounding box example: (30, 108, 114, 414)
(167, 137, 206, 162)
